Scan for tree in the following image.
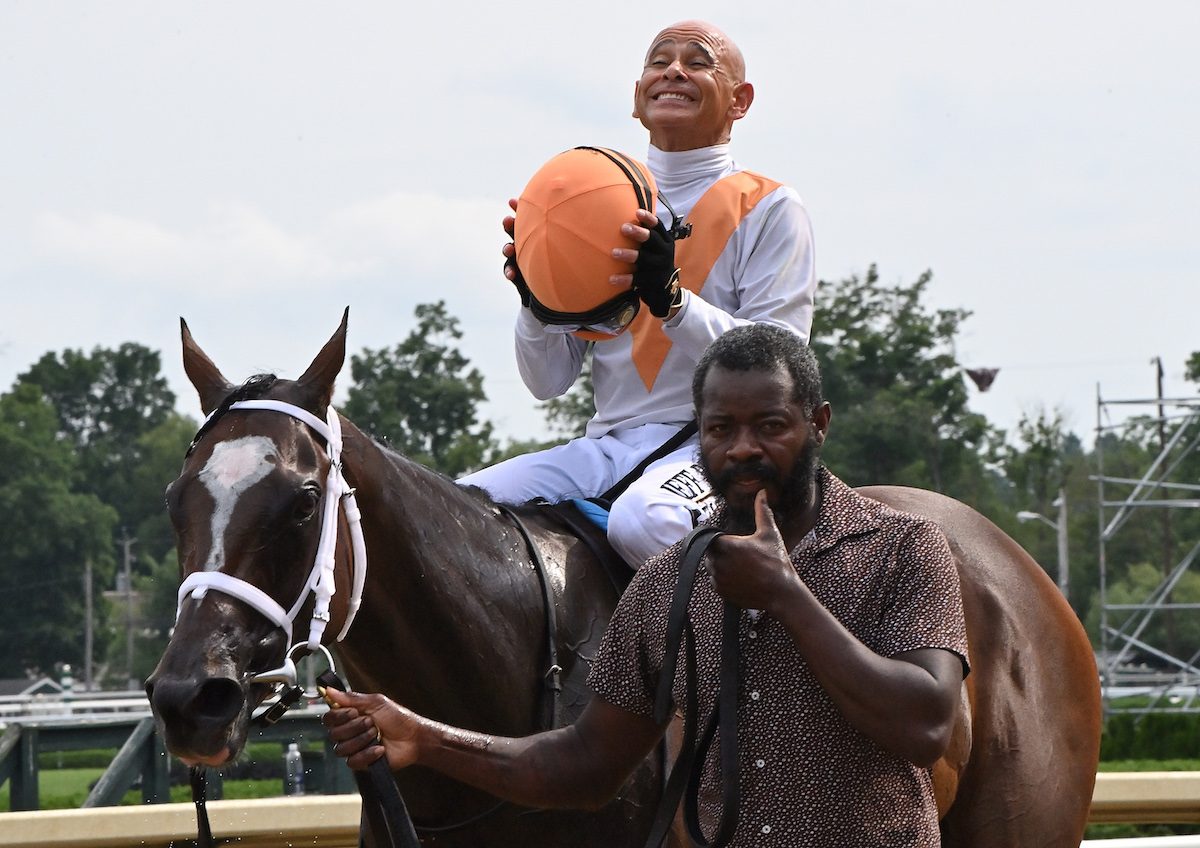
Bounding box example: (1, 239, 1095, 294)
(1187, 351, 1200, 386)
(17, 343, 178, 559)
(0, 383, 117, 677)
(1002, 408, 1083, 513)
(122, 549, 182, 684)
(344, 302, 498, 477)
(810, 266, 997, 506)
(125, 412, 199, 560)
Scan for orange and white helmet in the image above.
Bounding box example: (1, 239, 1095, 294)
(515, 147, 656, 341)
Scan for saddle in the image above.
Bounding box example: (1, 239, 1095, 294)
(533, 419, 701, 594)
(536, 498, 636, 595)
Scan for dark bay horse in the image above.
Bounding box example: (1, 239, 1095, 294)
(147, 313, 1101, 847)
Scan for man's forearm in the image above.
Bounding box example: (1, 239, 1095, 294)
(411, 697, 664, 811)
(412, 720, 610, 809)
(771, 580, 961, 767)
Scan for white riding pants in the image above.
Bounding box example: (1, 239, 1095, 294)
(458, 423, 717, 568)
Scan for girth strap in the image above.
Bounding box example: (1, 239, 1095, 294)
(644, 525, 740, 848)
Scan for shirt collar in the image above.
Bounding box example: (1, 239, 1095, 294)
(704, 467, 881, 557)
(809, 467, 883, 554)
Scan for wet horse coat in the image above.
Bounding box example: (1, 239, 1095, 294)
(148, 314, 1100, 847)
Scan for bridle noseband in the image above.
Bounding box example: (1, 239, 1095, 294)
(176, 399, 367, 690)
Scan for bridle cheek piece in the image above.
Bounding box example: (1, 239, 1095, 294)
(175, 400, 368, 694)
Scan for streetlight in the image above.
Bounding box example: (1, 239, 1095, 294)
(1017, 489, 1069, 600)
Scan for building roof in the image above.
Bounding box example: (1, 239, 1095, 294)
(0, 677, 65, 697)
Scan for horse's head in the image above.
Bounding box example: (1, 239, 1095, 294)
(146, 311, 353, 766)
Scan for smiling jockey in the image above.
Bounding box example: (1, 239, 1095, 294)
(460, 21, 816, 568)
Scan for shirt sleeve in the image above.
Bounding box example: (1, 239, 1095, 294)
(663, 187, 817, 364)
(876, 519, 970, 675)
(513, 307, 589, 400)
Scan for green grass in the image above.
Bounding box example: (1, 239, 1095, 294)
(1086, 824, 1200, 838)
(1, 741, 322, 811)
(1099, 758, 1200, 771)
(0, 768, 288, 812)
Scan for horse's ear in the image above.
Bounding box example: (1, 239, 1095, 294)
(181, 318, 234, 416)
(297, 308, 349, 412)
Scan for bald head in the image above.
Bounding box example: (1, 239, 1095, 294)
(634, 21, 754, 151)
(647, 21, 746, 83)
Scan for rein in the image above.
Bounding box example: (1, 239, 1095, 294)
(643, 526, 740, 848)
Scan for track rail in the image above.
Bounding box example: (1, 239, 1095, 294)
(0, 773, 1198, 847)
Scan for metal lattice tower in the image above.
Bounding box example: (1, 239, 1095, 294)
(1097, 387, 1200, 714)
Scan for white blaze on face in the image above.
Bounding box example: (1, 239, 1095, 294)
(199, 436, 276, 572)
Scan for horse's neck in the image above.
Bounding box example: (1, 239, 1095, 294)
(337, 423, 546, 732)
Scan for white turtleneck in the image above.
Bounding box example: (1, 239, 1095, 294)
(646, 143, 739, 224)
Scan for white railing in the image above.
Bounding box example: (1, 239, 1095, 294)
(0, 693, 150, 722)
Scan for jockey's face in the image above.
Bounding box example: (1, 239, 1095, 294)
(698, 364, 829, 532)
(632, 21, 753, 152)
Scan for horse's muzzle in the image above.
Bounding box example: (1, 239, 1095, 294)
(146, 674, 246, 762)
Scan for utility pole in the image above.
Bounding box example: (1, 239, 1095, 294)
(121, 530, 138, 690)
(84, 558, 93, 691)
(1155, 357, 1176, 654)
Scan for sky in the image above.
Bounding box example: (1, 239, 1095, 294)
(2, 2, 1198, 449)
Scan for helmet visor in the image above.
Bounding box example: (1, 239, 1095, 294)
(530, 289, 641, 337)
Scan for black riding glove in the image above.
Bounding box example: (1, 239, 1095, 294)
(504, 249, 532, 308)
(632, 219, 683, 319)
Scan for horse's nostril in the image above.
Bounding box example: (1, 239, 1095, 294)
(192, 678, 244, 720)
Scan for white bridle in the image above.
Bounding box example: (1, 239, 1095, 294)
(175, 399, 367, 687)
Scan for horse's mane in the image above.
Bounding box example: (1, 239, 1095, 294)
(185, 374, 280, 456)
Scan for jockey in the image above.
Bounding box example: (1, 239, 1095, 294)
(460, 20, 816, 568)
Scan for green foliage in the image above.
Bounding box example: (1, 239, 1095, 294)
(1002, 409, 1079, 511)
(124, 549, 184, 682)
(0, 383, 117, 677)
(810, 266, 997, 507)
(344, 301, 498, 476)
(1085, 562, 1200, 661)
(124, 413, 196, 561)
(17, 343, 179, 562)
(38, 748, 117, 769)
(1101, 711, 1200, 760)
(1186, 351, 1200, 385)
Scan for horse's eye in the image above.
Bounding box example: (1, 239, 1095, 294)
(293, 485, 321, 524)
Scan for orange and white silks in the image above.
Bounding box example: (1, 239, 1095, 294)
(628, 170, 784, 392)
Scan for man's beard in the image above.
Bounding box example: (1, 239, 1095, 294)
(700, 439, 822, 535)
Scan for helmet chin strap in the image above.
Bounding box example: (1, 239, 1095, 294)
(175, 400, 368, 689)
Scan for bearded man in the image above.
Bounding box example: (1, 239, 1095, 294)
(328, 324, 969, 846)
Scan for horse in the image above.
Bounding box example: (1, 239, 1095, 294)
(147, 313, 1101, 847)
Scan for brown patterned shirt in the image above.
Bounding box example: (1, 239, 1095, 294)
(587, 468, 969, 847)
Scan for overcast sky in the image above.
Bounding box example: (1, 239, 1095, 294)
(2, 2, 1197, 449)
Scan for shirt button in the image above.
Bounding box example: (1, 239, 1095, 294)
(762, 824, 772, 834)
(748, 630, 758, 639)
(755, 758, 765, 768)
(750, 690, 760, 701)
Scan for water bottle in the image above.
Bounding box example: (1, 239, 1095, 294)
(284, 742, 305, 796)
